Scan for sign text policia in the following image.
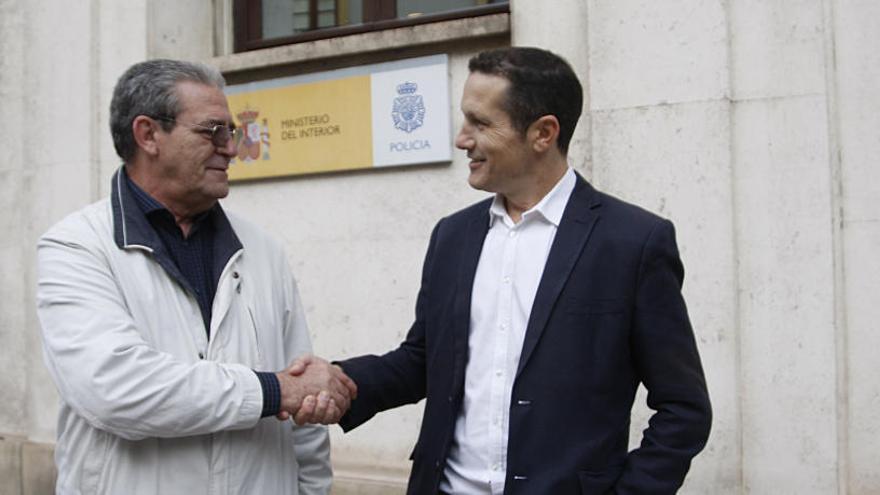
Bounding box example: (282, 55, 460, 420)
(225, 55, 451, 181)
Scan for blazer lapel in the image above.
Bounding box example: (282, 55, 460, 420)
(516, 177, 601, 377)
(451, 211, 490, 392)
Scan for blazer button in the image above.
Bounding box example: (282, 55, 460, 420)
(198, 352, 205, 360)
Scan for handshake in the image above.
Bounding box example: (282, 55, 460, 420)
(274, 355, 358, 425)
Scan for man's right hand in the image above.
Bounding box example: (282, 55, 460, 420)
(274, 355, 357, 424)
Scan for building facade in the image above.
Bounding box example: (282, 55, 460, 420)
(0, 0, 878, 493)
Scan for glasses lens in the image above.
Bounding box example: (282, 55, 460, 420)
(210, 125, 230, 148)
(231, 127, 243, 148)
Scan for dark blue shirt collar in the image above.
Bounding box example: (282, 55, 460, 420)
(110, 165, 243, 255)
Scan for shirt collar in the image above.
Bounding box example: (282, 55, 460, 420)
(125, 169, 213, 234)
(488, 167, 577, 228)
(111, 165, 242, 253)
(126, 170, 166, 216)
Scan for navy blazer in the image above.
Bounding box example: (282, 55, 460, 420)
(339, 175, 711, 494)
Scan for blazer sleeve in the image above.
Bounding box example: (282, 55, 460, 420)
(337, 220, 442, 431)
(615, 219, 712, 494)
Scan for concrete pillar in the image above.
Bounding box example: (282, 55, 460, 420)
(833, 0, 880, 492)
(19, 0, 103, 445)
(94, 0, 150, 194)
(0, 0, 30, 441)
(729, 1, 838, 492)
(509, 0, 591, 176)
(0, 0, 154, 450)
(584, 1, 736, 492)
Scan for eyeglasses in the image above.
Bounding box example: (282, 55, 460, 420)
(153, 116, 242, 149)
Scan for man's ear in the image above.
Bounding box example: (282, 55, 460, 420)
(132, 115, 162, 157)
(528, 115, 560, 153)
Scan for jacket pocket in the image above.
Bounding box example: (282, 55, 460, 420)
(83, 429, 112, 494)
(577, 464, 623, 495)
(245, 305, 264, 368)
(565, 297, 627, 315)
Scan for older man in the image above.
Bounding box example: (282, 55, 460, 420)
(297, 47, 712, 494)
(36, 59, 354, 494)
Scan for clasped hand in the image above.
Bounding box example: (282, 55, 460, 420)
(274, 355, 357, 425)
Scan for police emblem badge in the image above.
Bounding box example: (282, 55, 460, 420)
(391, 81, 425, 133)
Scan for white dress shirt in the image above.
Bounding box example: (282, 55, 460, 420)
(440, 168, 577, 494)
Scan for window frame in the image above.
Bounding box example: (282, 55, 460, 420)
(233, 0, 509, 52)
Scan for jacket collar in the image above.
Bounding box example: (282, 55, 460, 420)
(450, 172, 602, 390)
(516, 172, 601, 377)
(110, 166, 243, 258)
(112, 166, 161, 251)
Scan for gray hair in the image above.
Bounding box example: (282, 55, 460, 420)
(110, 59, 226, 161)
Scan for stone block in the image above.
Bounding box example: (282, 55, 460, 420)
(331, 480, 405, 495)
(844, 224, 880, 493)
(20, 442, 55, 495)
(147, 0, 214, 61)
(0, 244, 28, 436)
(26, 160, 94, 243)
(0, 171, 20, 249)
(0, 436, 22, 495)
(588, 0, 728, 110)
(330, 460, 408, 495)
(834, 0, 880, 220)
(22, 0, 93, 168)
(0, 0, 25, 173)
(729, 0, 826, 100)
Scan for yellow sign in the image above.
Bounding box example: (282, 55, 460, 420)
(227, 75, 372, 180)
(226, 55, 451, 181)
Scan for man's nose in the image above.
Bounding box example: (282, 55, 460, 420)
(217, 135, 237, 157)
(455, 127, 472, 150)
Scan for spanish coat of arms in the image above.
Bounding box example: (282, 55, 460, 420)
(236, 109, 270, 162)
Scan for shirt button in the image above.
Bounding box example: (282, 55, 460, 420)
(503, 276, 511, 284)
(493, 463, 502, 471)
(499, 323, 506, 331)
(495, 370, 503, 377)
(198, 352, 205, 360)
(508, 230, 516, 238)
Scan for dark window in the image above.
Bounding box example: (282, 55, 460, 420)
(233, 0, 509, 52)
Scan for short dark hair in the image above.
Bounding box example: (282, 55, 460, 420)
(468, 47, 583, 154)
(109, 59, 226, 162)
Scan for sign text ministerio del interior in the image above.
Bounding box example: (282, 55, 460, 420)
(225, 55, 452, 181)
